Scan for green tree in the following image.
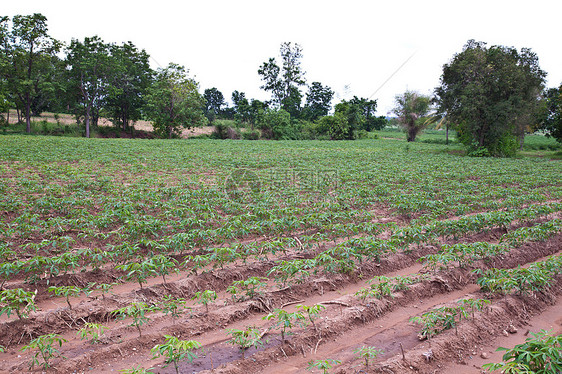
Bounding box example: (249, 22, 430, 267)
(203, 87, 225, 123)
(146, 63, 207, 138)
(232, 90, 252, 124)
(539, 84, 562, 143)
(303, 82, 334, 121)
(2, 14, 61, 133)
(351, 97, 386, 131)
(435, 40, 546, 156)
(258, 42, 306, 116)
(66, 36, 110, 137)
(333, 96, 382, 136)
(248, 98, 268, 129)
(106, 41, 152, 132)
(392, 90, 433, 142)
(317, 112, 351, 140)
(256, 108, 298, 140)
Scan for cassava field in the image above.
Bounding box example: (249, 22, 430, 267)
(0, 135, 561, 373)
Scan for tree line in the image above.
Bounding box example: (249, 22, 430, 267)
(0, 14, 209, 138)
(1, 14, 561, 155)
(0, 14, 387, 140)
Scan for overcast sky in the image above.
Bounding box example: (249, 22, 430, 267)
(4, 1, 561, 115)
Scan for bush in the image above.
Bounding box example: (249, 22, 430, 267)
(257, 108, 301, 140)
(459, 128, 519, 157)
(317, 113, 353, 140)
(299, 120, 327, 140)
(212, 120, 240, 139)
(487, 134, 519, 157)
(466, 146, 491, 157)
(242, 129, 260, 140)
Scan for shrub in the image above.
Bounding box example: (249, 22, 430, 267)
(212, 120, 239, 139)
(242, 129, 260, 140)
(317, 113, 353, 140)
(257, 108, 301, 140)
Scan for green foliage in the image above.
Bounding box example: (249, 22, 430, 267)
(353, 346, 384, 369)
(474, 255, 562, 295)
(192, 289, 217, 313)
(410, 299, 489, 340)
(226, 327, 263, 359)
(307, 359, 341, 374)
(303, 82, 334, 121)
(115, 260, 158, 289)
(146, 63, 207, 138)
(158, 295, 188, 323)
(258, 42, 306, 116)
(317, 112, 352, 140)
(435, 40, 546, 156)
(1, 14, 62, 133)
(212, 119, 240, 139)
(77, 322, 107, 344)
(65, 36, 111, 137)
(96, 282, 119, 300)
(21, 333, 67, 369)
(263, 308, 307, 342)
(335, 96, 382, 134)
(257, 108, 299, 140)
(119, 366, 154, 374)
(105, 41, 152, 131)
(227, 276, 267, 302)
(203, 87, 225, 122)
(392, 91, 433, 142)
(147, 254, 179, 284)
(483, 330, 561, 373)
(355, 274, 426, 300)
(111, 302, 158, 337)
(0, 288, 37, 319)
(48, 285, 89, 309)
(296, 304, 325, 332)
(539, 84, 562, 143)
(151, 335, 201, 374)
(242, 128, 260, 140)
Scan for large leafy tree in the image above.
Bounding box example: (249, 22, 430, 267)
(66, 36, 111, 137)
(539, 84, 562, 143)
(392, 91, 433, 142)
(106, 41, 152, 131)
(435, 40, 546, 156)
(1, 13, 61, 133)
(258, 42, 306, 116)
(146, 63, 207, 138)
(303, 82, 333, 121)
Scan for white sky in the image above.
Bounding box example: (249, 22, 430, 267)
(4, 0, 561, 115)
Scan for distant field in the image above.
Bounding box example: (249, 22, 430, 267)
(0, 136, 561, 373)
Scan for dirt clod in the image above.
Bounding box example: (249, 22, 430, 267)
(507, 324, 518, 334)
